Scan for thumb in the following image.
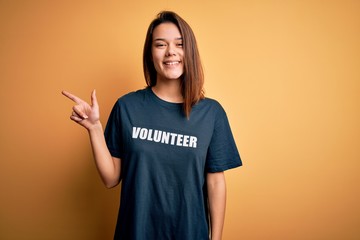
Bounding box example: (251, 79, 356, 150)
(91, 89, 98, 108)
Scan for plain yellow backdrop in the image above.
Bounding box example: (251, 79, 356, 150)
(0, 1, 359, 239)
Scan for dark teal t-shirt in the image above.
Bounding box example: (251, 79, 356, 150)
(104, 87, 242, 240)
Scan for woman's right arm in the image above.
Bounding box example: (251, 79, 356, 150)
(62, 90, 121, 188)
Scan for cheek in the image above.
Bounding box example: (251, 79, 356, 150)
(152, 53, 161, 65)
(151, 56, 162, 72)
(151, 48, 162, 60)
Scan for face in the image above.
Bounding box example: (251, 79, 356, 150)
(151, 22, 184, 82)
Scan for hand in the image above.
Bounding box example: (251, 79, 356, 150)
(62, 90, 100, 130)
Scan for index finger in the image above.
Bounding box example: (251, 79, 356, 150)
(62, 90, 82, 103)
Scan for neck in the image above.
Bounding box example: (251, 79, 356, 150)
(152, 78, 183, 103)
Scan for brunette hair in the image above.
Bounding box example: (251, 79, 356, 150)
(143, 11, 204, 118)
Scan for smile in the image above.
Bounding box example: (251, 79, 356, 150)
(163, 61, 180, 65)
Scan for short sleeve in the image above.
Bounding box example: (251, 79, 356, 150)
(205, 107, 242, 173)
(104, 100, 123, 159)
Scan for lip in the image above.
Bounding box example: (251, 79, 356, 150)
(163, 61, 181, 65)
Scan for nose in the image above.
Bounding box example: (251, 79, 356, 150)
(166, 44, 176, 56)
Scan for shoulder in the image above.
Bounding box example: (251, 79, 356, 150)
(114, 88, 148, 106)
(194, 97, 226, 116)
(118, 88, 147, 102)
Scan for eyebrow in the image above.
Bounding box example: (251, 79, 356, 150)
(153, 37, 183, 41)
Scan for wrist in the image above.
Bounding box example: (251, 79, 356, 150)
(87, 120, 103, 133)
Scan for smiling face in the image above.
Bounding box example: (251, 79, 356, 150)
(151, 22, 184, 83)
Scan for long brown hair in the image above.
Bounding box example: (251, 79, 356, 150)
(143, 11, 204, 118)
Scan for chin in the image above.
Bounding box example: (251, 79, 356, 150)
(163, 72, 183, 81)
(168, 75, 183, 81)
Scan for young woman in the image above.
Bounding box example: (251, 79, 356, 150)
(63, 11, 242, 240)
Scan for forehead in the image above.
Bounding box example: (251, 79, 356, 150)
(152, 22, 182, 40)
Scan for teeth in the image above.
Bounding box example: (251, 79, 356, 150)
(164, 61, 179, 65)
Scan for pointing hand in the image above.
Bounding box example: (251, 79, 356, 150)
(62, 90, 100, 130)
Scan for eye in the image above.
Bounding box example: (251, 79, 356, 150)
(155, 42, 166, 48)
(176, 43, 183, 47)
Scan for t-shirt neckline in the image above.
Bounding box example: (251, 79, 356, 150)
(147, 87, 183, 110)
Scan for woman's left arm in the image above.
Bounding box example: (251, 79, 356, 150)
(207, 171, 226, 240)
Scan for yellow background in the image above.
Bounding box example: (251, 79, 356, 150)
(1, 1, 359, 239)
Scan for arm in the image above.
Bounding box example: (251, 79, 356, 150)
(62, 90, 121, 188)
(88, 122, 121, 188)
(207, 171, 226, 240)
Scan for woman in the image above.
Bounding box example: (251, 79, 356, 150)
(63, 11, 242, 240)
